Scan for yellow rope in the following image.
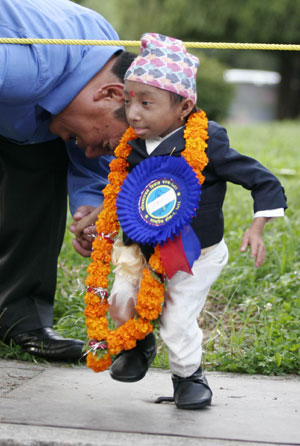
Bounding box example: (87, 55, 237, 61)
(0, 38, 300, 51)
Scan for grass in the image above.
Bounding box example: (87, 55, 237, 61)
(1, 121, 299, 375)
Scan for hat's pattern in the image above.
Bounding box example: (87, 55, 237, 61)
(125, 33, 199, 104)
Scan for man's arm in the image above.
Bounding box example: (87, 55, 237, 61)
(67, 141, 113, 256)
(67, 141, 113, 215)
(207, 124, 287, 268)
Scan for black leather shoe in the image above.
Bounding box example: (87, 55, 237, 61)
(110, 333, 156, 382)
(172, 365, 212, 410)
(11, 327, 84, 361)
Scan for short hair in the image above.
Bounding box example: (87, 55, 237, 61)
(112, 51, 136, 121)
(169, 91, 198, 121)
(111, 50, 137, 82)
(169, 91, 184, 105)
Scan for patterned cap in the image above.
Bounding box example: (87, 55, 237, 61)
(125, 33, 199, 104)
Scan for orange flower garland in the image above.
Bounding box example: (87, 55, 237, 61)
(84, 111, 209, 372)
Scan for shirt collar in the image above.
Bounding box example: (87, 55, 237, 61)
(145, 126, 184, 155)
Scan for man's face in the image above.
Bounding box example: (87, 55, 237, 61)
(50, 87, 127, 158)
(124, 80, 184, 140)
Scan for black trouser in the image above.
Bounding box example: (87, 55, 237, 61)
(0, 137, 68, 338)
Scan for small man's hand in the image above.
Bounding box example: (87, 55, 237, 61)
(70, 205, 102, 257)
(73, 205, 103, 239)
(72, 237, 93, 257)
(240, 217, 269, 268)
(69, 205, 96, 235)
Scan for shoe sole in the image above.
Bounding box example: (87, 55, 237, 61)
(24, 345, 84, 361)
(176, 398, 212, 410)
(110, 370, 147, 383)
(110, 346, 157, 383)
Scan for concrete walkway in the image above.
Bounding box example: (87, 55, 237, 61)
(0, 359, 299, 446)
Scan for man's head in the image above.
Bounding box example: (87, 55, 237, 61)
(123, 34, 199, 140)
(125, 33, 199, 105)
(124, 80, 195, 140)
(50, 51, 136, 158)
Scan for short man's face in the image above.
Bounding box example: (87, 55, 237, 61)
(50, 98, 127, 158)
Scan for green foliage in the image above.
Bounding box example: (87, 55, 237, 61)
(82, 0, 300, 44)
(196, 52, 234, 121)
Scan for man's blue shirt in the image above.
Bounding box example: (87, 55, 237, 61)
(0, 0, 122, 213)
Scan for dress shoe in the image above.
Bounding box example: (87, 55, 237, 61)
(172, 365, 212, 410)
(110, 332, 156, 382)
(11, 327, 84, 361)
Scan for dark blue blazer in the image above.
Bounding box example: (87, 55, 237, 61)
(124, 121, 287, 252)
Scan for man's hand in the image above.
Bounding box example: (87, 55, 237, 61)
(240, 217, 269, 268)
(69, 205, 103, 257)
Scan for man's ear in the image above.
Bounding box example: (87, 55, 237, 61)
(180, 98, 195, 119)
(93, 83, 124, 103)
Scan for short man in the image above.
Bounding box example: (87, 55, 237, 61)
(0, 0, 135, 360)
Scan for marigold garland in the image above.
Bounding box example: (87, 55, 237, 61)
(84, 111, 209, 372)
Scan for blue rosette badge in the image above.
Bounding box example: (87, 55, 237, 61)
(116, 156, 202, 278)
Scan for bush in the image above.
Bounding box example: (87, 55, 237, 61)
(196, 52, 234, 121)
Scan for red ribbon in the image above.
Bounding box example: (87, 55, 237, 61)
(159, 233, 193, 279)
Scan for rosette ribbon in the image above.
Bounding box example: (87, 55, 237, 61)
(116, 156, 201, 279)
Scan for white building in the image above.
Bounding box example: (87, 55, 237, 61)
(224, 69, 281, 123)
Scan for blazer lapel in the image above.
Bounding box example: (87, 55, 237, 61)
(127, 139, 148, 168)
(127, 127, 185, 169)
(152, 127, 185, 156)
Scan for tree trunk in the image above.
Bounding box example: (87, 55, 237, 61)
(277, 52, 300, 119)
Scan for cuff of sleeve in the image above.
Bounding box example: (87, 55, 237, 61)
(254, 208, 285, 219)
